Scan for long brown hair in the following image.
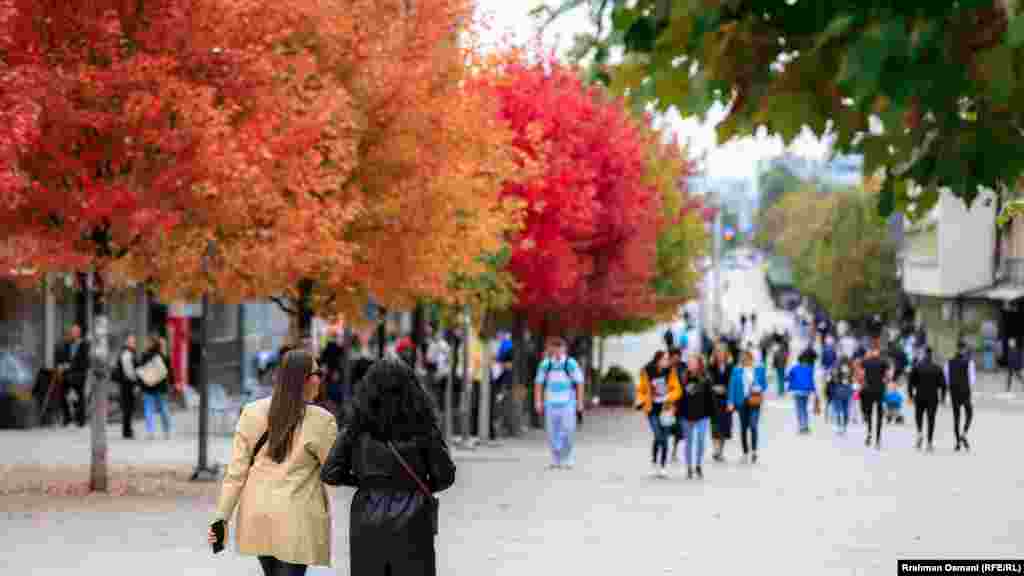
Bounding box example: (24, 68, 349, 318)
(267, 349, 314, 463)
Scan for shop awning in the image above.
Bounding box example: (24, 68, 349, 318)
(972, 283, 1024, 303)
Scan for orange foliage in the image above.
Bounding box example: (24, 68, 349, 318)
(121, 0, 523, 321)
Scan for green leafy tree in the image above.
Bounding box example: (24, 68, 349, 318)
(759, 165, 802, 214)
(538, 0, 1024, 221)
(762, 182, 900, 322)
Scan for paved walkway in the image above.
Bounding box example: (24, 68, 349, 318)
(3, 398, 1023, 576)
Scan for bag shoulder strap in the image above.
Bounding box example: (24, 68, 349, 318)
(250, 430, 269, 468)
(387, 440, 432, 499)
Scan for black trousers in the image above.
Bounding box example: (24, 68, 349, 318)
(861, 393, 884, 443)
(951, 396, 973, 442)
(914, 401, 937, 445)
(61, 373, 87, 426)
(119, 380, 136, 438)
(258, 556, 307, 576)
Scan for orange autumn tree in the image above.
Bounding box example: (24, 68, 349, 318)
(126, 0, 523, 334)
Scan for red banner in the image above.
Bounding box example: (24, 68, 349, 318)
(166, 317, 190, 393)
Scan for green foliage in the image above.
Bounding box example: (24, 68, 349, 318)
(760, 182, 901, 322)
(446, 246, 520, 326)
(543, 0, 1024, 220)
(759, 165, 802, 215)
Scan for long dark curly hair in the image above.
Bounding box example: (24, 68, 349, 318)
(343, 358, 439, 441)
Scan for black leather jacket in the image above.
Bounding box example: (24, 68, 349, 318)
(321, 424, 456, 576)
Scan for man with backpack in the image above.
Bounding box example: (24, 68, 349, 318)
(534, 336, 585, 470)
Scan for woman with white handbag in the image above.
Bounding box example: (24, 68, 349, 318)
(137, 335, 173, 439)
(634, 350, 682, 478)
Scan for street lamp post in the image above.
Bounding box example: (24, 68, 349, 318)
(192, 239, 220, 482)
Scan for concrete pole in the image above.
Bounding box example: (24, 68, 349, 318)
(712, 190, 724, 338)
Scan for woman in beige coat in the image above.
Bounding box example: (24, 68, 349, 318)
(209, 349, 338, 575)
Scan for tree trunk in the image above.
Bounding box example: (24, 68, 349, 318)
(87, 272, 111, 493)
(297, 278, 315, 349)
(507, 312, 525, 437)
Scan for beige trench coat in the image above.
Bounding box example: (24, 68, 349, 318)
(215, 398, 338, 566)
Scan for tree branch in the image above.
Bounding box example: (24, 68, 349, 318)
(270, 295, 298, 315)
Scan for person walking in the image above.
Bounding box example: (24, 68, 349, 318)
(137, 335, 173, 440)
(827, 358, 854, 435)
(210, 350, 336, 576)
(680, 355, 715, 480)
(113, 334, 139, 439)
(56, 324, 90, 427)
(773, 343, 789, 398)
(1007, 339, 1023, 392)
(321, 359, 456, 576)
(786, 354, 817, 434)
(944, 341, 975, 452)
(908, 347, 945, 452)
(728, 347, 768, 464)
(635, 350, 682, 478)
(534, 336, 585, 469)
(860, 338, 890, 449)
(708, 344, 735, 462)
(667, 348, 687, 464)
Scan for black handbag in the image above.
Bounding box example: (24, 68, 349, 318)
(387, 441, 439, 535)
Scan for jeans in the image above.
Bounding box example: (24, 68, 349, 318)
(738, 404, 761, 454)
(951, 397, 973, 443)
(544, 402, 577, 466)
(914, 401, 937, 444)
(258, 556, 307, 576)
(832, 398, 849, 432)
(861, 393, 884, 443)
(142, 391, 172, 436)
(794, 393, 810, 431)
(647, 404, 669, 466)
(683, 418, 709, 467)
(119, 379, 136, 438)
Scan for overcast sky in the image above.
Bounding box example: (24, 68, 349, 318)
(474, 1, 831, 181)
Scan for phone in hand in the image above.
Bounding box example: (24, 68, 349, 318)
(211, 520, 226, 554)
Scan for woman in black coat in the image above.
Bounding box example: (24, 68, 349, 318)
(707, 344, 735, 462)
(321, 359, 456, 576)
(680, 355, 716, 480)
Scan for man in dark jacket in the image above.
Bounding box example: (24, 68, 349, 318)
(944, 341, 975, 452)
(112, 334, 139, 439)
(56, 324, 90, 427)
(860, 338, 890, 449)
(908, 347, 945, 452)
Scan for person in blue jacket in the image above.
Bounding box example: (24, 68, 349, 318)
(786, 356, 817, 434)
(728, 347, 768, 464)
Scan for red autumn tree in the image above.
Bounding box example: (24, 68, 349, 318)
(479, 56, 662, 331)
(0, 0, 273, 492)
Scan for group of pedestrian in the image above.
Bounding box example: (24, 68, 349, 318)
(113, 332, 173, 440)
(211, 349, 457, 576)
(636, 335, 768, 479)
(52, 324, 174, 440)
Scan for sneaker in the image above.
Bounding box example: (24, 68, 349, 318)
(751, 452, 758, 464)
(686, 467, 694, 480)
(926, 443, 935, 453)
(548, 463, 561, 470)
(741, 453, 750, 464)
(961, 437, 970, 452)
(650, 463, 660, 477)
(695, 466, 704, 479)
(954, 440, 962, 452)
(865, 434, 872, 447)
(915, 435, 923, 451)
(658, 466, 669, 479)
